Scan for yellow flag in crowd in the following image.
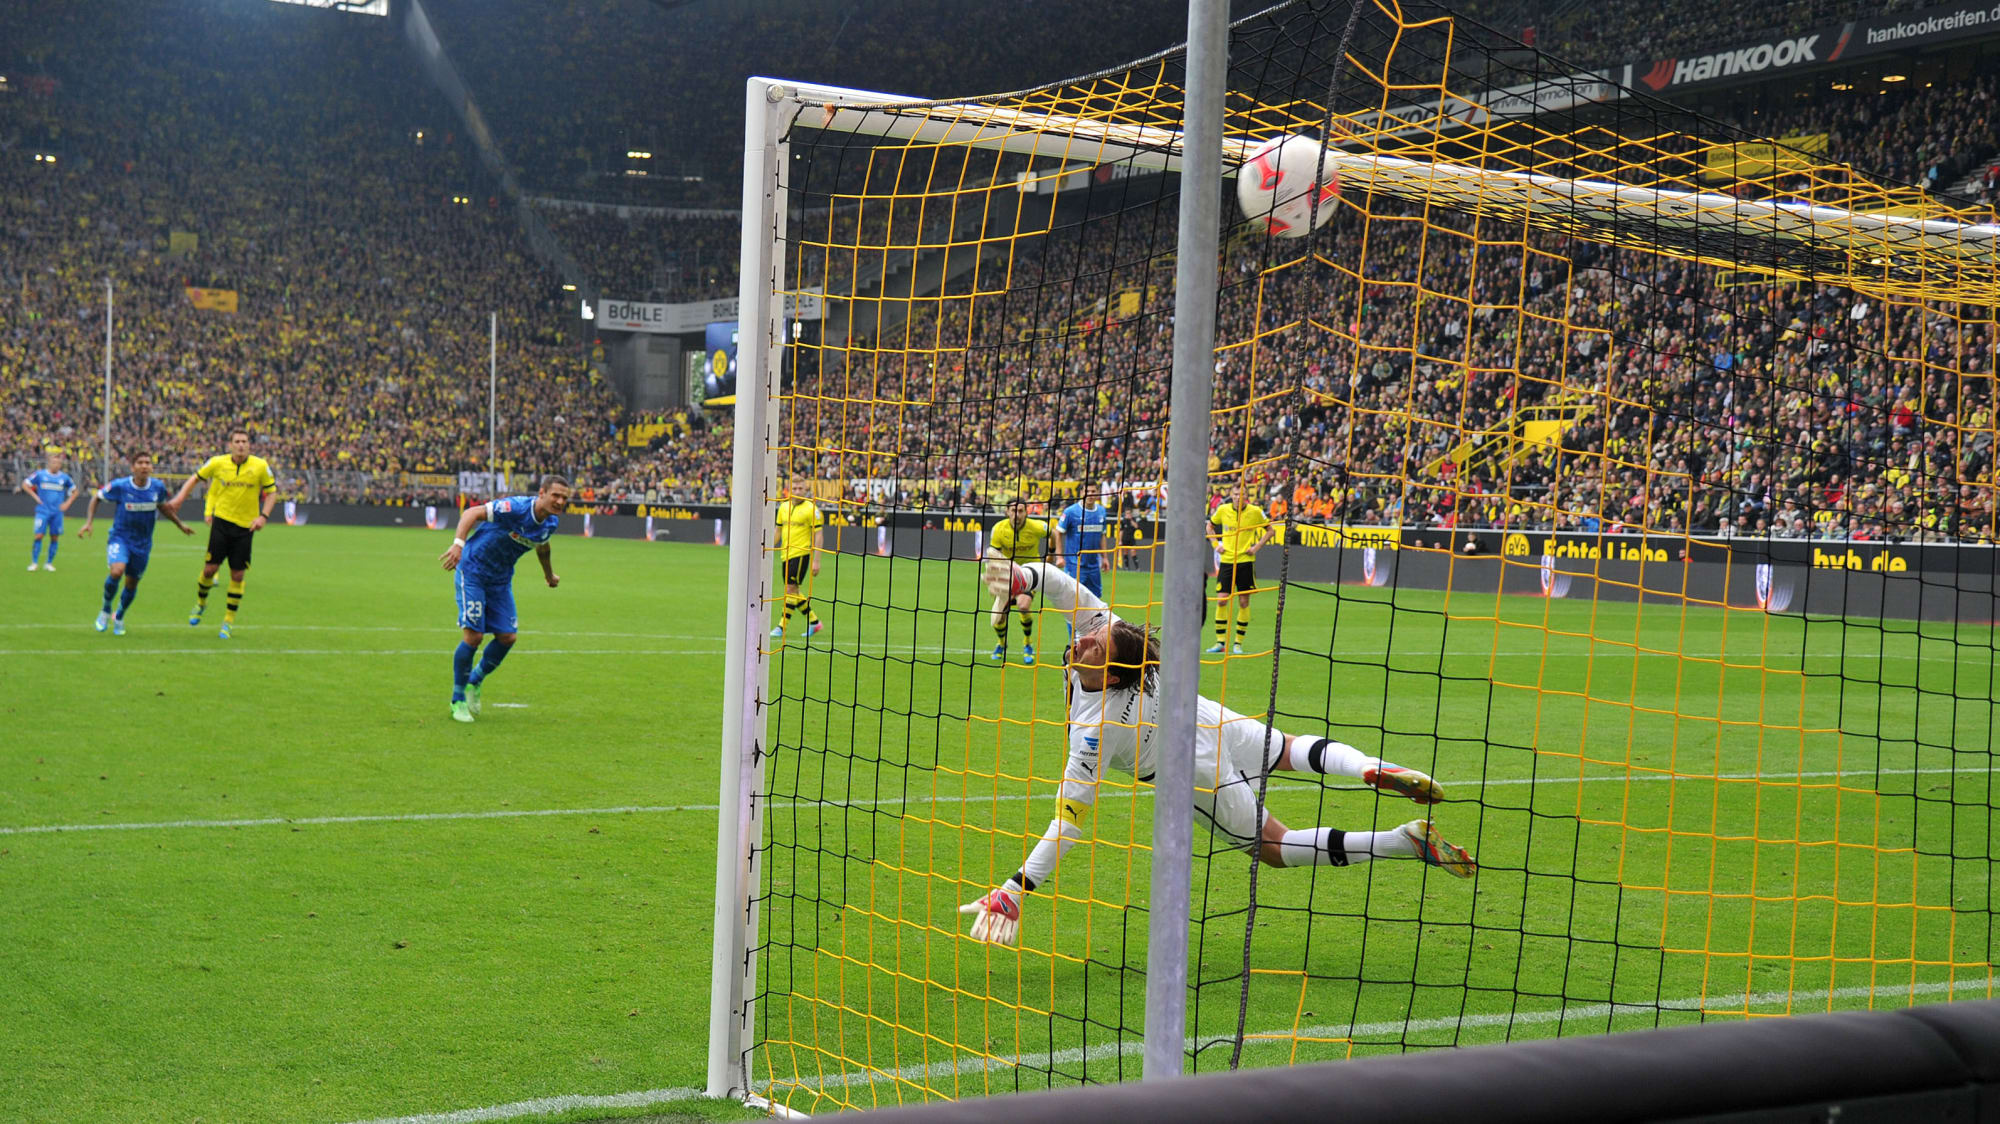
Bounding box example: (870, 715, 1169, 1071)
(184, 287, 239, 313)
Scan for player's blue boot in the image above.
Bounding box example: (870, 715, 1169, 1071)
(1232, 643, 1244, 655)
(188, 603, 205, 626)
(769, 625, 785, 639)
(807, 620, 825, 639)
(1022, 644, 1036, 666)
(95, 610, 111, 633)
(218, 622, 232, 640)
(1205, 642, 1226, 654)
(989, 644, 1005, 663)
(112, 617, 126, 637)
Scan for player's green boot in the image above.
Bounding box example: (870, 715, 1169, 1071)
(95, 611, 111, 633)
(465, 681, 483, 716)
(450, 700, 475, 723)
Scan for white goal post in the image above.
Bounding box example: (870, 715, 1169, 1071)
(701, 46, 1233, 1095)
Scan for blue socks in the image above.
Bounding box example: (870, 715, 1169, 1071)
(32, 539, 43, 564)
(470, 639, 512, 685)
(117, 583, 138, 617)
(452, 640, 477, 701)
(102, 575, 119, 611)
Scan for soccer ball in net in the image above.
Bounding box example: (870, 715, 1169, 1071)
(1235, 133, 1341, 238)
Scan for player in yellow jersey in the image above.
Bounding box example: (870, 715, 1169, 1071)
(169, 428, 279, 640)
(772, 482, 825, 640)
(1207, 477, 1271, 655)
(985, 498, 1049, 664)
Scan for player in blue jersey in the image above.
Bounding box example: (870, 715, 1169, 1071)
(1054, 481, 1110, 599)
(437, 474, 572, 723)
(78, 453, 195, 634)
(20, 450, 78, 571)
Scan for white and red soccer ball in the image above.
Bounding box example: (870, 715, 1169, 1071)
(1236, 133, 1341, 238)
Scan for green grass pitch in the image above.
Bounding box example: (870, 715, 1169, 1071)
(3, 516, 1995, 1122)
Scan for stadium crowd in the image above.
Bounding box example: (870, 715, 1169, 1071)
(4, 1, 1995, 538)
(1, 0, 628, 503)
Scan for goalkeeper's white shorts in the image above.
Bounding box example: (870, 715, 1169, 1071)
(1190, 699, 1289, 853)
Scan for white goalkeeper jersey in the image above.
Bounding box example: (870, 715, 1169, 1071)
(1006, 563, 1263, 895)
(1019, 563, 1165, 806)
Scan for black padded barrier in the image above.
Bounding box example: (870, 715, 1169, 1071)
(854, 1000, 2000, 1124)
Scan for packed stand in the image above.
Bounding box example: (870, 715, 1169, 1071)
(0, 0, 628, 501)
(532, 204, 740, 302)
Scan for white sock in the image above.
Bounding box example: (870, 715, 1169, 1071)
(1283, 736, 1380, 780)
(1276, 826, 1421, 868)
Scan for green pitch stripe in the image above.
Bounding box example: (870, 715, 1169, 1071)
(0, 766, 1968, 836)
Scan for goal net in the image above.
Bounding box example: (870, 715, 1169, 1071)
(717, 0, 1999, 1112)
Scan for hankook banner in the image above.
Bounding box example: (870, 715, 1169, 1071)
(1627, 0, 2000, 93)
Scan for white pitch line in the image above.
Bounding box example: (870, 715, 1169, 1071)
(0, 622, 723, 640)
(0, 647, 725, 656)
(774, 975, 1999, 1097)
(4, 619, 1991, 662)
(342, 1083, 704, 1124)
(0, 767, 1974, 837)
(0, 804, 690, 836)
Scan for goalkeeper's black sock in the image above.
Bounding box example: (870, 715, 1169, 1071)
(1274, 827, 1426, 868)
(1276, 827, 1350, 867)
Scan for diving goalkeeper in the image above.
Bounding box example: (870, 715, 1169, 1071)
(960, 557, 1475, 946)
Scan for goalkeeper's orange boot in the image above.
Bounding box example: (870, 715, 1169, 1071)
(1364, 764, 1443, 805)
(1400, 820, 1475, 878)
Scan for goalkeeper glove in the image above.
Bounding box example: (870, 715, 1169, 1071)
(982, 557, 1030, 603)
(958, 887, 1022, 946)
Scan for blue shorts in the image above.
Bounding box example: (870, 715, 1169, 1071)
(1065, 563, 1103, 597)
(33, 511, 63, 536)
(455, 569, 518, 635)
(107, 538, 151, 580)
